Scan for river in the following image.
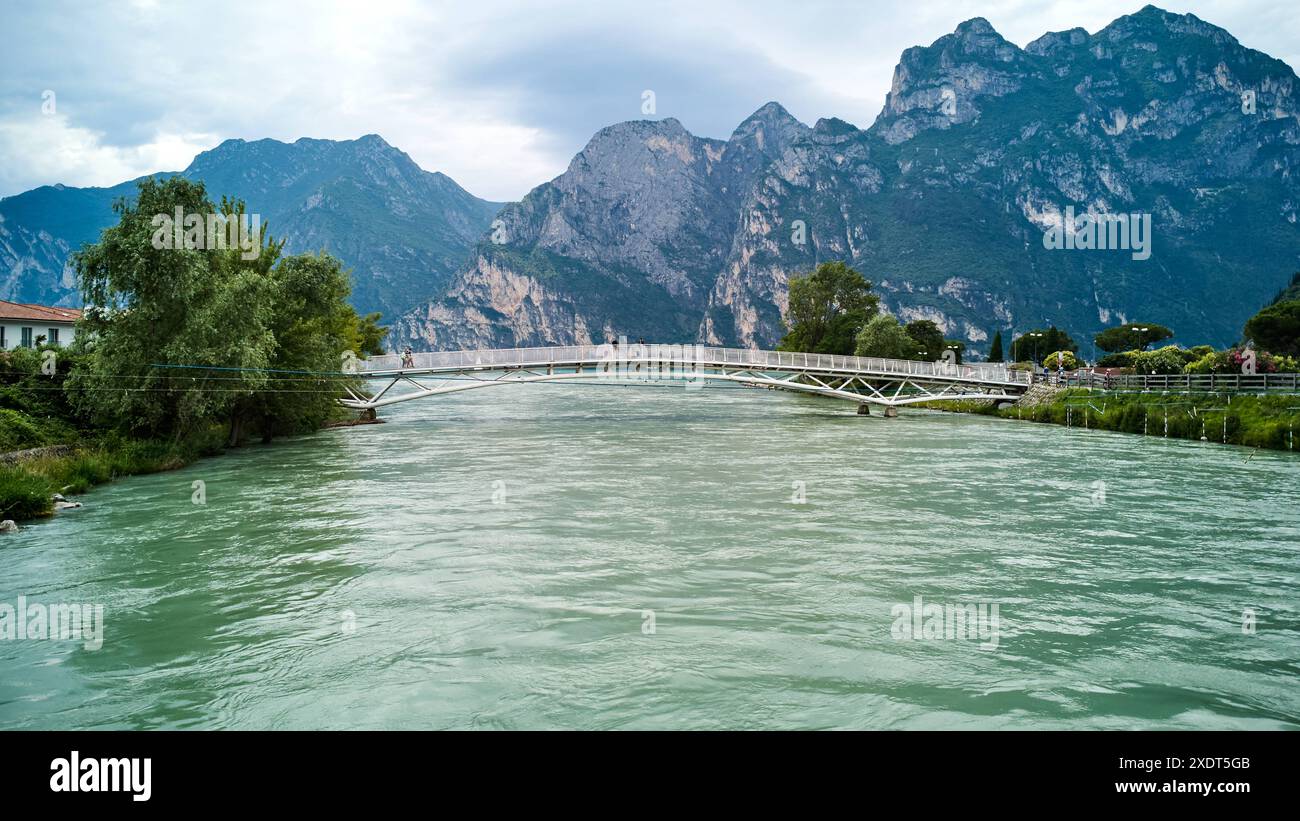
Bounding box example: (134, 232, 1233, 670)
(2, 381, 1297, 729)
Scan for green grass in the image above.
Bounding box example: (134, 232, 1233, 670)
(0, 426, 226, 521)
(925, 390, 1300, 451)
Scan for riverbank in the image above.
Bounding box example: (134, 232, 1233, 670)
(0, 428, 228, 522)
(0, 406, 370, 523)
(925, 387, 1300, 451)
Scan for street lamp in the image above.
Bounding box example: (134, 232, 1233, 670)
(1134, 327, 1150, 351)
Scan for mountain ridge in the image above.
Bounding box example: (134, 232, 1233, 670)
(0, 134, 502, 321)
(394, 4, 1300, 354)
(3, 5, 1298, 356)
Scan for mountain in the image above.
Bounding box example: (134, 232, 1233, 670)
(0, 135, 501, 321)
(395, 106, 809, 348)
(394, 5, 1300, 354)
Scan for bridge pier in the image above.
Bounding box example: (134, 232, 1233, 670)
(856, 404, 870, 415)
(883, 406, 899, 418)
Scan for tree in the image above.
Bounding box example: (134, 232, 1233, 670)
(1010, 327, 1077, 363)
(988, 330, 1004, 363)
(1244, 300, 1300, 358)
(243, 253, 360, 443)
(778, 261, 880, 355)
(943, 339, 966, 364)
(854, 314, 917, 360)
(1094, 323, 1173, 353)
(68, 178, 279, 438)
(351, 311, 388, 356)
(68, 177, 361, 446)
(904, 320, 945, 360)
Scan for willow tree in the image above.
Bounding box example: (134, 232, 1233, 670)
(69, 177, 279, 439)
(69, 176, 364, 445)
(242, 252, 362, 443)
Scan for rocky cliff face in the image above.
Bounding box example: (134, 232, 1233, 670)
(0, 135, 500, 321)
(395, 5, 1300, 354)
(396, 105, 810, 347)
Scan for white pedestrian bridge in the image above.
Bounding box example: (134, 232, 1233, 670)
(341, 344, 1031, 416)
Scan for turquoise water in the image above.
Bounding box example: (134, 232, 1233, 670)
(2, 383, 1298, 729)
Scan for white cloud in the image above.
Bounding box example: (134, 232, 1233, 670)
(0, 114, 219, 193)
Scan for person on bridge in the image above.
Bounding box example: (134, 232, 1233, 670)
(401, 346, 414, 369)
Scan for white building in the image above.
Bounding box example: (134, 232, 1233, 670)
(0, 301, 82, 349)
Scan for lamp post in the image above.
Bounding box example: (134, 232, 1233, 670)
(1134, 327, 1150, 351)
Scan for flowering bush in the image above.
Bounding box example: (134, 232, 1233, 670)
(1131, 345, 1188, 374)
(1183, 348, 1299, 374)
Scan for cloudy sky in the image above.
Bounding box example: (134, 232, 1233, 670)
(1, 0, 1297, 201)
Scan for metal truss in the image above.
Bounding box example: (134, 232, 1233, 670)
(339, 350, 1026, 414)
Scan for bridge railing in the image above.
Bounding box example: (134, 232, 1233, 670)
(362, 344, 1031, 386)
(1067, 371, 1300, 393)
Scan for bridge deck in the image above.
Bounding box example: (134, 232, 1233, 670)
(361, 344, 1030, 387)
(343, 344, 1030, 412)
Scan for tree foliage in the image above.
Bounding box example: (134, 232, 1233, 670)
(1094, 323, 1173, 353)
(68, 177, 362, 445)
(1010, 327, 1077, 363)
(904, 320, 945, 360)
(943, 339, 966, 365)
(987, 330, 1004, 363)
(352, 311, 389, 356)
(778, 261, 879, 355)
(1244, 300, 1300, 358)
(854, 314, 916, 360)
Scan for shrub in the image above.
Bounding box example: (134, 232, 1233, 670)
(1044, 350, 1080, 370)
(1132, 345, 1189, 375)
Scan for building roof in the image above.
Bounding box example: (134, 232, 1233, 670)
(0, 300, 83, 323)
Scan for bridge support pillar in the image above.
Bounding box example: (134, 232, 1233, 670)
(361, 408, 377, 422)
(883, 406, 899, 418)
(856, 404, 870, 415)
